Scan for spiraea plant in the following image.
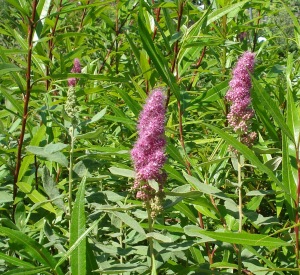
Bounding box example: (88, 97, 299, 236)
(226, 51, 257, 147)
(0, 1, 300, 275)
(131, 88, 167, 216)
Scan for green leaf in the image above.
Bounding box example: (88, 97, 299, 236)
(0, 85, 23, 115)
(17, 182, 56, 214)
(206, 1, 248, 25)
(0, 252, 34, 268)
(109, 167, 136, 178)
(174, 202, 198, 224)
(204, 123, 290, 196)
(114, 87, 141, 116)
(42, 166, 65, 211)
(2, 266, 50, 275)
(113, 211, 146, 236)
(183, 172, 235, 204)
(26, 143, 68, 167)
(96, 263, 148, 273)
(76, 127, 103, 139)
(86, 107, 107, 124)
(279, 0, 300, 48)
(184, 226, 292, 247)
(166, 142, 186, 167)
(210, 262, 238, 269)
(0, 191, 13, 203)
(18, 125, 47, 181)
(138, 5, 180, 100)
(146, 232, 172, 243)
(0, 227, 63, 275)
(55, 216, 105, 270)
(251, 76, 294, 143)
(282, 133, 297, 220)
(0, 63, 23, 75)
(50, 73, 127, 83)
(70, 177, 86, 275)
(164, 164, 187, 184)
(244, 246, 285, 275)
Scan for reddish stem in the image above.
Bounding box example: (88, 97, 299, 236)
(171, 2, 184, 74)
(252, 10, 261, 52)
(78, 0, 90, 31)
(99, 3, 138, 73)
(187, 46, 207, 90)
(13, 0, 38, 220)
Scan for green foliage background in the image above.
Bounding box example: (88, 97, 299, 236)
(0, 0, 300, 274)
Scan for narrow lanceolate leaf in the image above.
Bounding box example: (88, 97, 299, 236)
(0, 85, 23, 115)
(251, 76, 294, 143)
(282, 140, 296, 220)
(280, 0, 300, 48)
(204, 124, 290, 196)
(184, 226, 291, 247)
(286, 89, 300, 147)
(0, 227, 64, 275)
(2, 266, 50, 275)
(17, 182, 56, 213)
(70, 177, 87, 275)
(113, 211, 146, 237)
(42, 166, 65, 211)
(0, 63, 23, 75)
(109, 167, 136, 178)
(206, 1, 248, 25)
(138, 5, 180, 101)
(56, 216, 105, 270)
(0, 252, 34, 268)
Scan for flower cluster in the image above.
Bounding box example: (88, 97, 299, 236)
(68, 58, 81, 87)
(65, 58, 81, 122)
(131, 88, 167, 212)
(226, 51, 257, 147)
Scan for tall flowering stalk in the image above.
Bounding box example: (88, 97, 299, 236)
(226, 51, 256, 147)
(131, 88, 167, 274)
(65, 58, 81, 123)
(131, 88, 167, 212)
(226, 52, 256, 275)
(66, 58, 81, 217)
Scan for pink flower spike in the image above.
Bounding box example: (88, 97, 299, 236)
(226, 51, 256, 147)
(68, 58, 81, 87)
(131, 88, 167, 200)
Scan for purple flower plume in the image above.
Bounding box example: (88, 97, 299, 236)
(68, 58, 81, 87)
(226, 51, 257, 146)
(131, 88, 167, 200)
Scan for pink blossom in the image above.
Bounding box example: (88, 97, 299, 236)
(226, 51, 256, 146)
(131, 89, 167, 200)
(68, 58, 81, 87)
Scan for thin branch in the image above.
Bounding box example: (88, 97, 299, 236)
(98, 3, 138, 74)
(13, 0, 39, 220)
(47, 0, 63, 91)
(187, 46, 207, 91)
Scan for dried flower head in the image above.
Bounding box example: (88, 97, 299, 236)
(131, 88, 167, 202)
(226, 51, 257, 147)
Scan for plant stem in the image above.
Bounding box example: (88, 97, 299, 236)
(68, 125, 75, 217)
(237, 152, 243, 275)
(115, 0, 119, 74)
(295, 145, 300, 269)
(146, 200, 156, 274)
(13, 0, 38, 220)
(47, 0, 63, 92)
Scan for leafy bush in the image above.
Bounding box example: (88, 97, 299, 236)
(0, 0, 300, 274)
